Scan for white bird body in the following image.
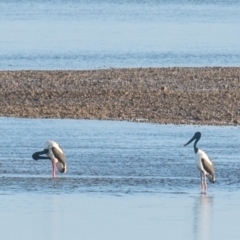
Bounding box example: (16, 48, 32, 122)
(184, 132, 215, 193)
(32, 140, 67, 178)
(45, 140, 61, 163)
(195, 149, 213, 175)
(45, 140, 67, 174)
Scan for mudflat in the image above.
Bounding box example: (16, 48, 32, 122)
(0, 67, 239, 125)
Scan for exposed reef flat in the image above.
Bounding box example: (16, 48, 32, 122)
(0, 67, 239, 125)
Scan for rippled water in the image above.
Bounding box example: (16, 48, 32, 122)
(0, 118, 239, 194)
(1, 118, 240, 240)
(0, 0, 240, 69)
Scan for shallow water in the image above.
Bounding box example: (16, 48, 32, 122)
(0, 118, 239, 194)
(1, 0, 240, 69)
(1, 192, 240, 240)
(1, 118, 240, 240)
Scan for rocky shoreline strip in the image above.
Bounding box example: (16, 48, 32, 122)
(0, 67, 239, 125)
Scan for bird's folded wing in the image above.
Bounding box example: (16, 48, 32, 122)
(52, 147, 66, 165)
(201, 158, 215, 176)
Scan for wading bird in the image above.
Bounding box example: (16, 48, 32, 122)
(32, 140, 67, 178)
(184, 132, 215, 193)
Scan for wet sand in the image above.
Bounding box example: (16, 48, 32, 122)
(0, 67, 239, 125)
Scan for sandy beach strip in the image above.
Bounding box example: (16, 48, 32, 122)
(0, 67, 239, 125)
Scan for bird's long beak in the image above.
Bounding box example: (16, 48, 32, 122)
(184, 135, 196, 147)
(32, 149, 49, 160)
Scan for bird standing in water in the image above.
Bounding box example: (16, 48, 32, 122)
(184, 132, 215, 193)
(32, 140, 67, 178)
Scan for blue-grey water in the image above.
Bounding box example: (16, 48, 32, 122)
(0, 117, 239, 194)
(0, 0, 240, 70)
(1, 118, 240, 240)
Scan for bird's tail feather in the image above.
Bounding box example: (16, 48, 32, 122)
(57, 162, 67, 173)
(207, 174, 215, 183)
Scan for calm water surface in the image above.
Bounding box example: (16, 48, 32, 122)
(0, 0, 240, 69)
(1, 192, 240, 240)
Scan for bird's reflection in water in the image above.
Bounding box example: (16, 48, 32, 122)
(193, 195, 214, 240)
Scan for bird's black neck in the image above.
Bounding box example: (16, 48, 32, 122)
(194, 139, 199, 153)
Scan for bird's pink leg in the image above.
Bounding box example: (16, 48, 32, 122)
(200, 174, 204, 191)
(204, 175, 208, 193)
(52, 162, 56, 178)
(200, 174, 206, 194)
